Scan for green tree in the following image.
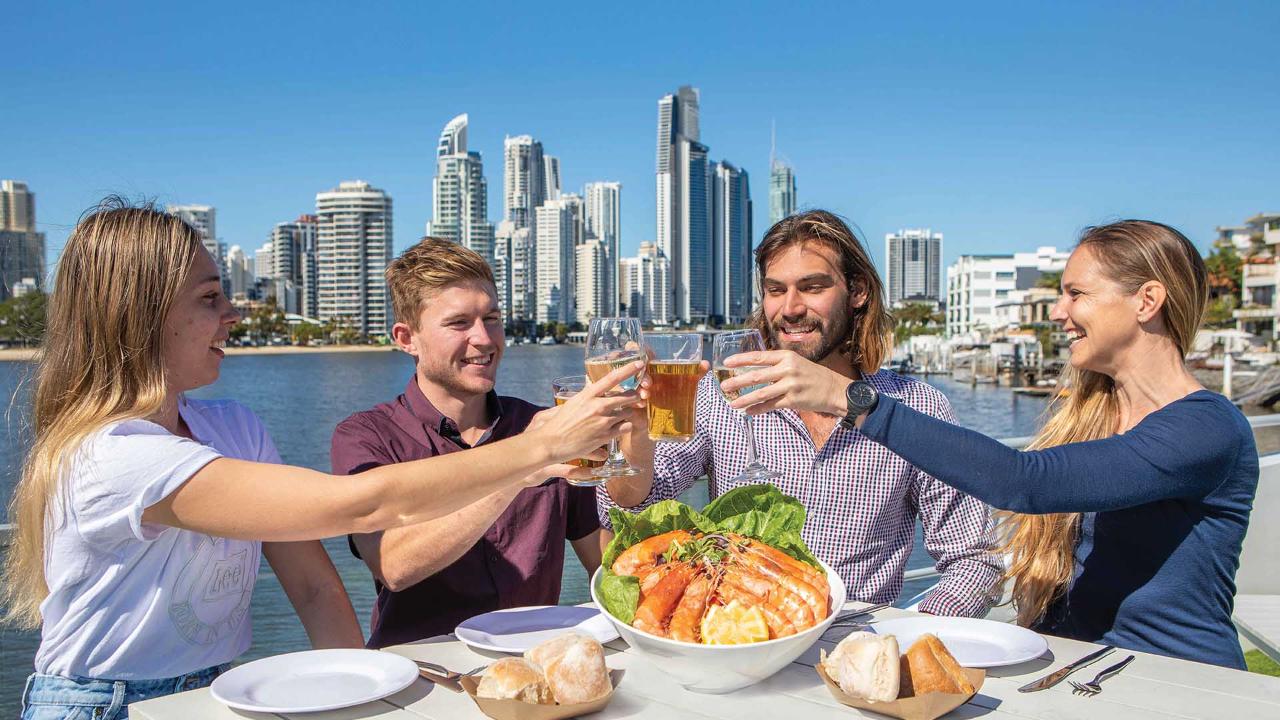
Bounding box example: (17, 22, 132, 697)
(291, 321, 324, 345)
(1204, 243, 1243, 301)
(1203, 295, 1240, 329)
(0, 291, 47, 346)
(891, 302, 943, 344)
(1036, 271, 1063, 290)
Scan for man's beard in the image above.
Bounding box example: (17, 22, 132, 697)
(766, 305, 854, 363)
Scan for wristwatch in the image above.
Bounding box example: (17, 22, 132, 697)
(840, 381, 879, 429)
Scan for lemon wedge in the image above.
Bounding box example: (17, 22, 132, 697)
(700, 599, 770, 645)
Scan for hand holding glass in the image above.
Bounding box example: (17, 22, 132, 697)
(643, 333, 706, 442)
(585, 317, 646, 478)
(550, 375, 607, 484)
(713, 330, 781, 482)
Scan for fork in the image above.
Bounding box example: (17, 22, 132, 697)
(1069, 654, 1134, 696)
(415, 661, 487, 682)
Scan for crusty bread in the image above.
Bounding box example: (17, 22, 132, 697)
(524, 633, 611, 704)
(819, 631, 900, 702)
(476, 657, 554, 704)
(899, 633, 974, 697)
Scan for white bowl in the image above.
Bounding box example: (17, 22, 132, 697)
(590, 558, 848, 693)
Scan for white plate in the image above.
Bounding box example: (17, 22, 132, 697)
(871, 616, 1049, 668)
(210, 649, 418, 713)
(455, 605, 620, 653)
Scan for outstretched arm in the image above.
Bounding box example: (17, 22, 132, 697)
(144, 361, 646, 540)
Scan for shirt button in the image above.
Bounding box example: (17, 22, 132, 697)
(489, 555, 498, 563)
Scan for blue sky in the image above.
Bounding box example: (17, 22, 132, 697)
(5, 1, 1278, 274)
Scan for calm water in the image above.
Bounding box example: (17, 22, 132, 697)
(0, 346, 1049, 712)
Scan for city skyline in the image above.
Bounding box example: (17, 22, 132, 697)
(4, 3, 1278, 282)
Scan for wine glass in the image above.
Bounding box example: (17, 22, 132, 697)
(585, 317, 646, 479)
(713, 329, 781, 482)
(550, 375, 606, 486)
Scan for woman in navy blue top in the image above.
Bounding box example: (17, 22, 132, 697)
(723, 220, 1257, 669)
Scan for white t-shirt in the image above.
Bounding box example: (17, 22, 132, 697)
(35, 397, 280, 680)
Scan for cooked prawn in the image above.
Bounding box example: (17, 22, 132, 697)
(667, 567, 720, 643)
(732, 545, 830, 621)
(718, 567, 798, 637)
(633, 562, 696, 637)
(611, 529, 693, 577)
(725, 564, 815, 630)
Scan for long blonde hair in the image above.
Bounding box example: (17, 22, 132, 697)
(1, 199, 204, 628)
(999, 220, 1209, 626)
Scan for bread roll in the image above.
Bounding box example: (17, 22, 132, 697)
(524, 633, 611, 704)
(819, 631, 900, 702)
(476, 657, 554, 704)
(899, 633, 974, 697)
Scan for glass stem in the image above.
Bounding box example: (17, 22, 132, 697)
(605, 438, 626, 468)
(742, 412, 762, 468)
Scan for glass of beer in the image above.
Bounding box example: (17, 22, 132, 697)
(550, 375, 607, 486)
(713, 329, 781, 482)
(643, 333, 706, 442)
(585, 317, 646, 478)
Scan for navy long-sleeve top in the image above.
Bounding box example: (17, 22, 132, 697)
(860, 389, 1258, 668)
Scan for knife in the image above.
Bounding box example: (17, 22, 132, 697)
(1017, 645, 1115, 692)
(418, 667, 464, 693)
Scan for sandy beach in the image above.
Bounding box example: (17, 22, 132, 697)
(0, 345, 401, 362)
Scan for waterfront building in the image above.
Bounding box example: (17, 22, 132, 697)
(254, 241, 274, 281)
(993, 286, 1060, 328)
(535, 199, 574, 324)
(166, 203, 221, 267)
(886, 228, 943, 307)
(426, 113, 495, 261)
(768, 129, 796, 226)
(584, 181, 621, 316)
(316, 180, 393, 337)
(503, 135, 546, 232)
(656, 85, 710, 324)
(225, 245, 254, 298)
(620, 241, 671, 326)
(945, 247, 1068, 336)
(508, 225, 536, 324)
(575, 239, 606, 324)
(266, 215, 317, 315)
(1232, 212, 1280, 341)
(0, 180, 46, 299)
(711, 161, 752, 324)
(543, 155, 562, 201)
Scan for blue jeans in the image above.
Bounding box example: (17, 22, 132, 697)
(21, 665, 230, 720)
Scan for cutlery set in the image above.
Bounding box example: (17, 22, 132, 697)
(1018, 644, 1136, 697)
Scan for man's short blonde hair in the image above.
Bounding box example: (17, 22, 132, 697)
(387, 237, 496, 329)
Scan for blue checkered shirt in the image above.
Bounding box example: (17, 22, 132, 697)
(598, 370, 1000, 617)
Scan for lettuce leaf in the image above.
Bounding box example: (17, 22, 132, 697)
(597, 484, 823, 624)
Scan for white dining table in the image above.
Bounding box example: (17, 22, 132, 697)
(130, 601, 1280, 720)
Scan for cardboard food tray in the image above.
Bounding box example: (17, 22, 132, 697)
(459, 670, 624, 720)
(816, 663, 984, 720)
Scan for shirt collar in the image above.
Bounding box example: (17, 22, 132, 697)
(401, 376, 503, 446)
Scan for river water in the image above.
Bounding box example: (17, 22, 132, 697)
(0, 346, 1050, 712)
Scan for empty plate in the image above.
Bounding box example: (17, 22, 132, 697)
(210, 648, 418, 713)
(455, 605, 620, 653)
(871, 616, 1049, 668)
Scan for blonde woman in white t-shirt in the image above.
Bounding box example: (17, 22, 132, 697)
(3, 200, 644, 720)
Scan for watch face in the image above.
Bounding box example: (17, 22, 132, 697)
(848, 382, 876, 411)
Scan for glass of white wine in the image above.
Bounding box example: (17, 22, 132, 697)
(585, 317, 646, 479)
(713, 329, 781, 483)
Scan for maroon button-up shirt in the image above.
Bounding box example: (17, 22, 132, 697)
(331, 377, 600, 648)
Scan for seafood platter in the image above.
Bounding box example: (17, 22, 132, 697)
(590, 485, 848, 693)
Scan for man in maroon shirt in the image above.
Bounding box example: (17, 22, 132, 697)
(331, 239, 603, 648)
